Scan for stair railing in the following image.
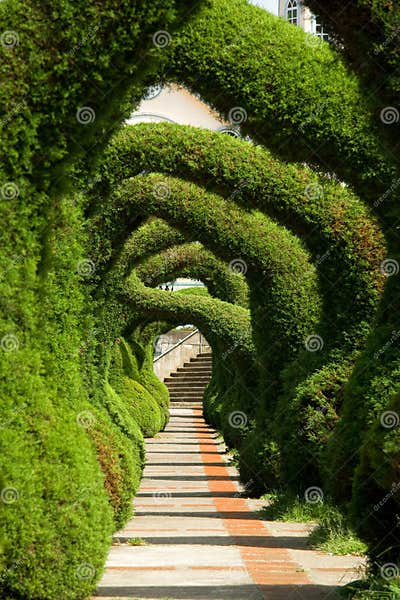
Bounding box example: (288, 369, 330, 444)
(153, 329, 211, 381)
(153, 328, 205, 363)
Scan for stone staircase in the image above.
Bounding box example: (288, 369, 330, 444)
(164, 352, 212, 407)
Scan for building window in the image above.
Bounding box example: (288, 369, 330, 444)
(285, 0, 299, 26)
(312, 17, 330, 42)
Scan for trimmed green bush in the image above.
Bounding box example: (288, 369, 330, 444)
(112, 173, 321, 384)
(165, 0, 396, 203)
(103, 382, 146, 450)
(135, 241, 249, 308)
(160, 1, 400, 576)
(107, 340, 164, 437)
(124, 335, 169, 429)
(87, 406, 142, 530)
(0, 397, 114, 600)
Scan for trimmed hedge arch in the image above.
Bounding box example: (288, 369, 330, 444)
(108, 173, 321, 383)
(134, 242, 249, 308)
(93, 122, 386, 491)
(125, 277, 257, 451)
(124, 274, 253, 361)
(101, 123, 385, 352)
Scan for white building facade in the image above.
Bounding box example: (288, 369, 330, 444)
(250, 0, 329, 39)
(278, 0, 329, 39)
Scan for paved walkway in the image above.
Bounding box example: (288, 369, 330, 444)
(94, 407, 363, 600)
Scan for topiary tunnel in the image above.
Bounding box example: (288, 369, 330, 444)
(1, 0, 400, 597)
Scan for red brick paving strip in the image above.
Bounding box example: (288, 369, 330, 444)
(193, 408, 312, 596)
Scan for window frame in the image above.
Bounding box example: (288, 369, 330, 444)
(285, 0, 299, 26)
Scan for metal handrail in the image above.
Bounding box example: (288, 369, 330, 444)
(153, 328, 207, 363)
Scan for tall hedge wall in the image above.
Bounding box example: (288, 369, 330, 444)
(0, 0, 192, 597)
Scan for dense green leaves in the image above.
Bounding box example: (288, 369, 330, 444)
(2, 0, 400, 595)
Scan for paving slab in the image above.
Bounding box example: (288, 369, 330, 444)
(93, 406, 363, 600)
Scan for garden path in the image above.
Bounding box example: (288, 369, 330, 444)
(94, 406, 362, 600)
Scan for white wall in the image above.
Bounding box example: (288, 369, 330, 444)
(129, 84, 223, 130)
(153, 332, 211, 381)
(248, 0, 279, 15)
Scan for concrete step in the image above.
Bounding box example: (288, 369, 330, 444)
(168, 388, 206, 393)
(169, 390, 208, 395)
(189, 358, 212, 364)
(179, 364, 212, 369)
(169, 394, 204, 400)
(169, 390, 205, 396)
(167, 389, 207, 394)
(165, 374, 211, 381)
(176, 364, 212, 374)
(163, 352, 212, 405)
(166, 386, 206, 392)
(169, 401, 204, 407)
(174, 377, 210, 382)
(167, 381, 210, 387)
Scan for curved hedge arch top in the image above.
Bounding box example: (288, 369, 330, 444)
(135, 242, 249, 308)
(101, 219, 248, 308)
(99, 122, 385, 351)
(113, 219, 185, 279)
(124, 273, 254, 362)
(164, 0, 398, 204)
(109, 173, 321, 380)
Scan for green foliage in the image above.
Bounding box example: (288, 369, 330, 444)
(166, 0, 396, 203)
(113, 377, 163, 438)
(100, 122, 386, 498)
(0, 0, 188, 596)
(104, 122, 385, 351)
(259, 492, 328, 522)
(342, 577, 400, 599)
(108, 341, 165, 437)
(124, 273, 254, 362)
(128, 537, 147, 546)
(2, 0, 400, 593)
(305, 0, 400, 109)
(260, 493, 366, 555)
(135, 241, 249, 308)
(0, 397, 114, 599)
(115, 174, 321, 380)
(87, 406, 142, 529)
(308, 507, 367, 556)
